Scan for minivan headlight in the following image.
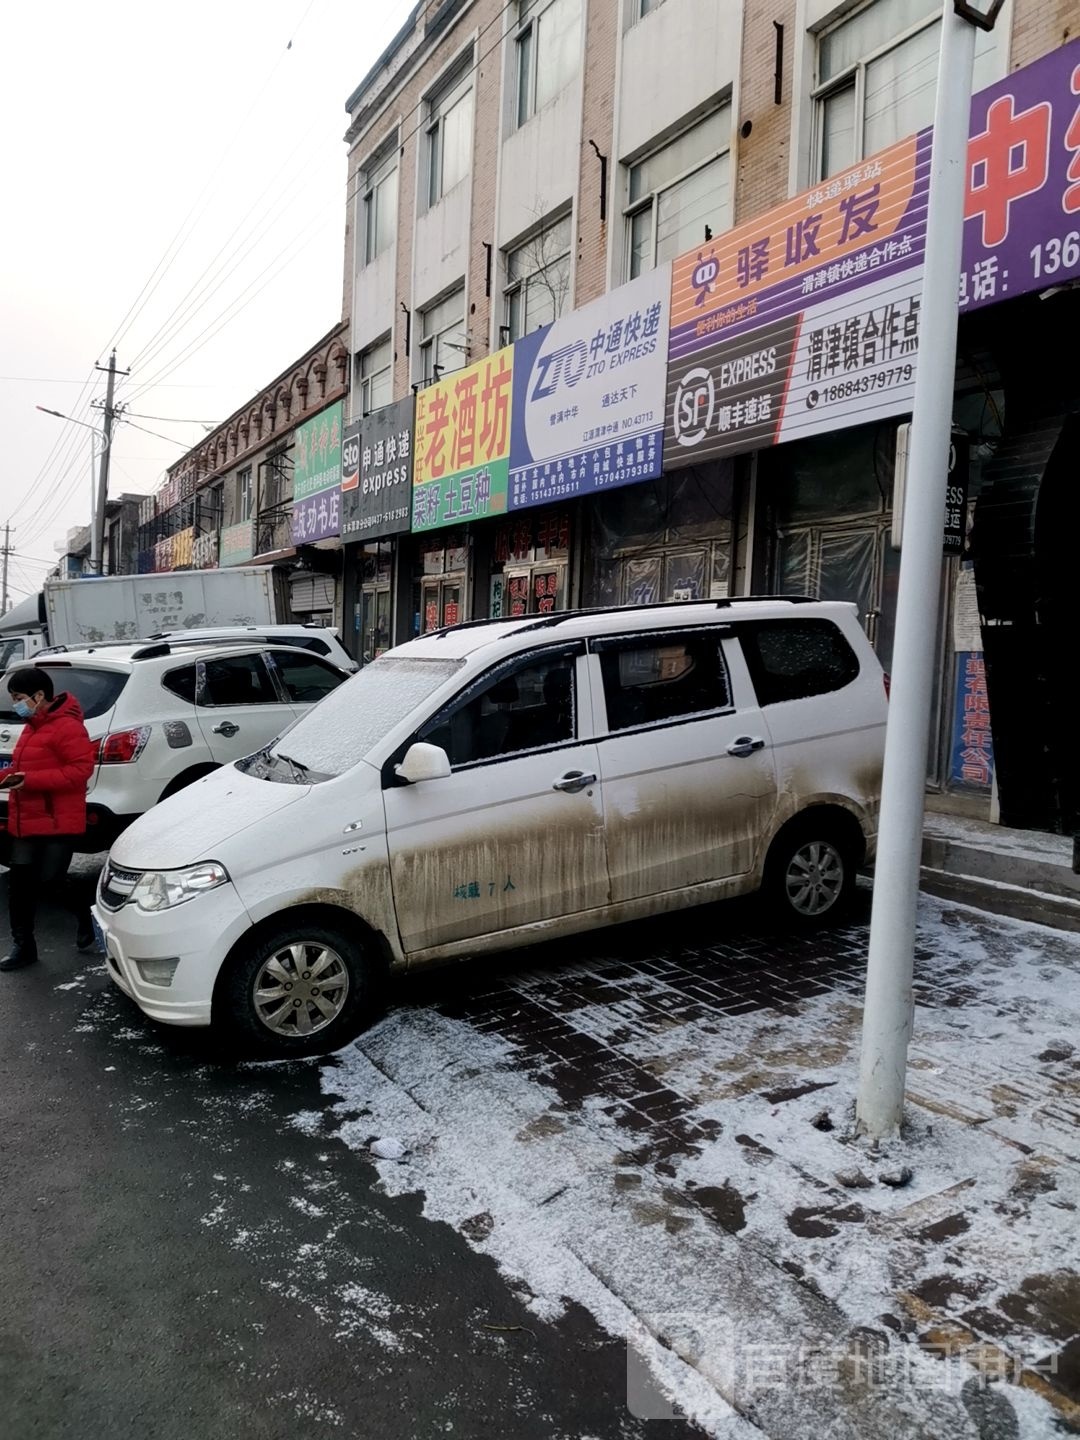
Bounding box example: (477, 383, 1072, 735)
(130, 863, 230, 912)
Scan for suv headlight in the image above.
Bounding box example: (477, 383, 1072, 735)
(130, 863, 230, 912)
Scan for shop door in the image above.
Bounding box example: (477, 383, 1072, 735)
(777, 524, 887, 654)
(421, 578, 464, 633)
(359, 586, 391, 664)
(503, 564, 568, 617)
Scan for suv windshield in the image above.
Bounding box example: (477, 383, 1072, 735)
(0, 665, 127, 723)
(244, 655, 462, 782)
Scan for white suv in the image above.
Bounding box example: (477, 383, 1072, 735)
(94, 599, 887, 1056)
(143, 625, 358, 674)
(0, 639, 348, 859)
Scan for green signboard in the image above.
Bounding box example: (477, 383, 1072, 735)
(293, 400, 343, 502)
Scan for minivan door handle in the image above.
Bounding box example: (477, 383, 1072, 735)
(727, 736, 765, 758)
(212, 721, 240, 738)
(553, 770, 597, 794)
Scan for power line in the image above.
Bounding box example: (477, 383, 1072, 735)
(120, 419, 199, 447)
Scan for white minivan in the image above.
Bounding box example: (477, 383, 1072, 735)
(93, 599, 887, 1055)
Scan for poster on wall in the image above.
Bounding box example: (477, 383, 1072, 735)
(291, 400, 343, 544)
(950, 652, 994, 790)
(412, 348, 514, 532)
(508, 265, 670, 511)
(341, 396, 415, 543)
(665, 132, 929, 468)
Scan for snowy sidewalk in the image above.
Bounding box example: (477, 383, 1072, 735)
(311, 893, 1080, 1438)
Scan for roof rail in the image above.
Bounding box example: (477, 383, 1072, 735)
(430, 594, 818, 640)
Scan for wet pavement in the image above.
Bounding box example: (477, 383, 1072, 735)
(2, 864, 1078, 1438)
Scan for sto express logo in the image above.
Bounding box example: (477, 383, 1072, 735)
(672, 343, 780, 447)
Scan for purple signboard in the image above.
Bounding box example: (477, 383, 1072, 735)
(961, 37, 1080, 311)
(291, 487, 341, 545)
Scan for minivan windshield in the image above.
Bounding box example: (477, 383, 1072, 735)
(249, 654, 462, 782)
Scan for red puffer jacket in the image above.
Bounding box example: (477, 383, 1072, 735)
(0, 693, 95, 838)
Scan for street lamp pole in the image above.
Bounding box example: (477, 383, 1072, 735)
(856, 0, 1001, 1141)
(35, 406, 111, 574)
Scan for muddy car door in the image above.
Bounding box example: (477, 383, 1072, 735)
(382, 643, 610, 956)
(590, 625, 778, 903)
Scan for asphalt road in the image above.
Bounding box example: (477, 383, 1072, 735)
(0, 866, 704, 1440)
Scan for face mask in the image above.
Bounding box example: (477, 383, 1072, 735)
(12, 701, 33, 720)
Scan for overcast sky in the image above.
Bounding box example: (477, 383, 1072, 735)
(0, 0, 409, 601)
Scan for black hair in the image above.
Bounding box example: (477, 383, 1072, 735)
(6, 667, 55, 701)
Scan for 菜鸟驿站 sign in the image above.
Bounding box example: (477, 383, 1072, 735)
(665, 131, 929, 467)
(412, 348, 514, 532)
(291, 400, 343, 544)
(341, 396, 415, 543)
(508, 264, 670, 511)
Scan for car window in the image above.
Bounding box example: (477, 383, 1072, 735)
(739, 619, 860, 705)
(162, 664, 198, 703)
(596, 630, 731, 732)
(0, 665, 128, 723)
(0, 639, 26, 670)
(421, 651, 576, 768)
(201, 653, 278, 707)
(268, 650, 345, 704)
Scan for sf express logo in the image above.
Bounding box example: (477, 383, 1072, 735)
(341, 432, 360, 491)
(672, 368, 715, 448)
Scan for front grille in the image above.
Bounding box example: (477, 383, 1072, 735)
(100, 864, 141, 912)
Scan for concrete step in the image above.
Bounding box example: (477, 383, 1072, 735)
(922, 815, 1080, 900)
(919, 866, 1080, 934)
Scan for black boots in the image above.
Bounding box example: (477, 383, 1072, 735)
(0, 938, 38, 971)
(75, 919, 96, 953)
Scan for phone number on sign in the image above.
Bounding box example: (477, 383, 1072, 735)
(817, 365, 914, 404)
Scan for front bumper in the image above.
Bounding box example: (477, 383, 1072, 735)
(93, 881, 254, 1027)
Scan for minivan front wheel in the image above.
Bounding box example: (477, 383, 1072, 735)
(222, 922, 371, 1056)
(765, 822, 856, 927)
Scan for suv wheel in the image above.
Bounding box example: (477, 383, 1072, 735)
(766, 822, 855, 927)
(221, 922, 372, 1057)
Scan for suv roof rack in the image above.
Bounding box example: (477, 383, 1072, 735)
(430, 594, 818, 640)
(130, 636, 281, 661)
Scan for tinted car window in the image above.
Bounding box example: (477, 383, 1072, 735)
(202, 654, 277, 707)
(740, 619, 859, 705)
(162, 664, 198, 703)
(421, 652, 576, 768)
(596, 631, 731, 732)
(0, 665, 128, 722)
(269, 651, 345, 704)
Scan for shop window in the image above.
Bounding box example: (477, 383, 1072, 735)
(237, 466, 253, 523)
(505, 213, 572, 341)
(490, 510, 571, 617)
(626, 108, 731, 279)
(740, 620, 860, 705)
(426, 58, 474, 207)
(515, 0, 583, 128)
(596, 630, 731, 731)
(421, 650, 576, 766)
(813, 0, 1001, 180)
(417, 533, 469, 634)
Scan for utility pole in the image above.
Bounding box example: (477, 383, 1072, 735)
(93, 350, 128, 574)
(856, 0, 1004, 1140)
(1, 524, 12, 614)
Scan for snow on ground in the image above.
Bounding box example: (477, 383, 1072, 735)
(312, 895, 1079, 1438)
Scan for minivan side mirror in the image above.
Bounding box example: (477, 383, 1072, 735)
(395, 741, 451, 785)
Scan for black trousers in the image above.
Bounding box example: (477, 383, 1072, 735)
(7, 837, 91, 953)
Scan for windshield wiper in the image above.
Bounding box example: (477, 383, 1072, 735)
(275, 751, 310, 783)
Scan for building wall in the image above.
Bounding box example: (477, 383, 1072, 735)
(574, 0, 618, 307)
(1011, 0, 1076, 69)
(735, 0, 796, 225)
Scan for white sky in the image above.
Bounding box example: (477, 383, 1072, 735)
(0, 0, 411, 602)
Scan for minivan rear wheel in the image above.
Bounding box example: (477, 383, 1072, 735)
(765, 821, 856, 928)
(221, 922, 372, 1056)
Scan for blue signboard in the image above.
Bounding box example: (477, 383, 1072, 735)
(508, 264, 671, 512)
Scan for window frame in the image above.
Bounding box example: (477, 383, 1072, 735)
(359, 335, 393, 417)
(418, 286, 467, 384)
(811, 0, 940, 181)
(414, 641, 586, 772)
(624, 108, 732, 281)
(425, 58, 475, 208)
(590, 626, 736, 737)
(361, 143, 399, 265)
(513, 0, 582, 129)
(237, 466, 253, 524)
(504, 212, 573, 341)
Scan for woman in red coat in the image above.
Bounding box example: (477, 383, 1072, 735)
(1, 667, 96, 971)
